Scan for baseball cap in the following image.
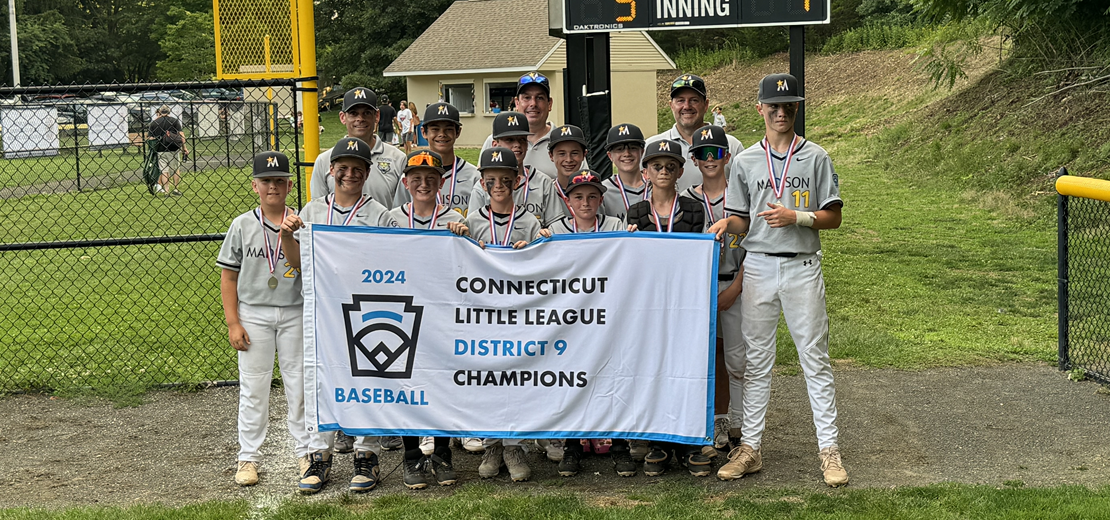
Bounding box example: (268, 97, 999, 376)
(423, 102, 462, 127)
(641, 139, 686, 168)
(690, 125, 728, 151)
(547, 124, 587, 151)
(342, 87, 379, 112)
(478, 146, 519, 172)
(403, 149, 445, 175)
(565, 170, 607, 196)
(517, 71, 550, 97)
(758, 73, 805, 104)
(329, 137, 374, 169)
(670, 73, 708, 99)
(252, 151, 292, 178)
(492, 111, 532, 139)
(605, 123, 645, 150)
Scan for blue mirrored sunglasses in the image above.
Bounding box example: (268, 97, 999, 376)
(519, 73, 549, 87)
(693, 147, 727, 161)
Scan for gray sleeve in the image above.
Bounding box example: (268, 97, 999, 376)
(542, 188, 563, 227)
(392, 179, 412, 208)
(468, 179, 487, 214)
(523, 216, 543, 243)
(216, 219, 243, 271)
(725, 159, 749, 217)
(481, 134, 494, 151)
(379, 210, 399, 227)
(310, 154, 330, 201)
(814, 152, 842, 210)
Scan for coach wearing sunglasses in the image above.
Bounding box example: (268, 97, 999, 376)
(647, 74, 743, 191)
(482, 71, 586, 181)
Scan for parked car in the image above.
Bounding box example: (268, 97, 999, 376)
(198, 88, 242, 101)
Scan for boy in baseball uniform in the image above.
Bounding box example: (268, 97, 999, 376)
(392, 102, 479, 216)
(467, 147, 542, 249)
(600, 123, 648, 222)
(624, 139, 711, 477)
(469, 111, 560, 226)
(708, 73, 848, 487)
(279, 137, 397, 494)
(681, 125, 746, 458)
(547, 125, 589, 222)
(539, 170, 628, 236)
(217, 151, 310, 489)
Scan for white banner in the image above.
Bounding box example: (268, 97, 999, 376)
(87, 104, 129, 149)
(1, 107, 60, 159)
(303, 226, 719, 445)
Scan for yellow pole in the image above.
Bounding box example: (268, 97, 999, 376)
(212, 0, 224, 78)
(296, 0, 320, 199)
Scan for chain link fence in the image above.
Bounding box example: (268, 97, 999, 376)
(1057, 170, 1110, 385)
(0, 80, 306, 392)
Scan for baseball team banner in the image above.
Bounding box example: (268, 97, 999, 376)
(302, 225, 719, 445)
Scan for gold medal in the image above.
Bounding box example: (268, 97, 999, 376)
(268, 276, 278, 289)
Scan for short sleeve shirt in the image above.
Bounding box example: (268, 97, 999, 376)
(217, 208, 303, 307)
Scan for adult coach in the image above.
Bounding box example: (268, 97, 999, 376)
(310, 87, 405, 207)
(149, 105, 188, 196)
(708, 73, 848, 487)
(647, 74, 742, 191)
(481, 71, 584, 179)
(378, 95, 398, 145)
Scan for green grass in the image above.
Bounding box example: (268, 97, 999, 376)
(672, 42, 759, 74)
(821, 24, 938, 54)
(3, 483, 1110, 519)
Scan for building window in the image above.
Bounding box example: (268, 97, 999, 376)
(442, 83, 475, 114)
(486, 82, 516, 114)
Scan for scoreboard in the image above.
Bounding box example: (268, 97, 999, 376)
(559, 0, 829, 33)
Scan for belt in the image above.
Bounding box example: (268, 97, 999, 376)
(762, 252, 798, 258)
(718, 273, 736, 282)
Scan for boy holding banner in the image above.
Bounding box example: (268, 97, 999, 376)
(279, 137, 398, 494)
(625, 139, 713, 477)
(467, 147, 542, 250)
(681, 125, 747, 458)
(217, 152, 311, 489)
(547, 125, 590, 222)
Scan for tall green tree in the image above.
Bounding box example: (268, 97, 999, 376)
(155, 7, 216, 81)
(0, 9, 83, 85)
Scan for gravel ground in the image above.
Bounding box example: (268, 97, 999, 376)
(2, 363, 1107, 509)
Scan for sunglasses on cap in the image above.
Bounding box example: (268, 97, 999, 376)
(672, 75, 705, 91)
(693, 147, 727, 161)
(571, 172, 601, 184)
(519, 72, 549, 88)
(407, 152, 442, 169)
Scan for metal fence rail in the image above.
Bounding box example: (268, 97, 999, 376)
(1057, 168, 1110, 385)
(0, 79, 305, 392)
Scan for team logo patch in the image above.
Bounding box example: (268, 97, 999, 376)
(700, 128, 713, 139)
(507, 116, 519, 126)
(491, 151, 502, 162)
(354, 89, 366, 99)
(777, 79, 788, 92)
(437, 105, 449, 115)
(346, 140, 359, 151)
(343, 295, 424, 379)
(618, 125, 629, 135)
(658, 141, 670, 151)
(832, 173, 839, 187)
(561, 127, 573, 136)
(266, 156, 279, 167)
(378, 161, 391, 173)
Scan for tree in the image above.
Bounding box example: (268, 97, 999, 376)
(156, 8, 216, 81)
(0, 9, 83, 85)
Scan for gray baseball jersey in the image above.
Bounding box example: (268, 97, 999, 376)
(310, 137, 406, 208)
(468, 165, 560, 226)
(389, 203, 466, 230)
(548, 214, 625, 235)
(217, 208, 303, 307)
(392, 156, 479, 217)
(646, 125, 743, 192)
(466, 206, 543, 246)
(550, 179, 576, 221)
(481, 124, 588, 182)
(296, 195, 398, 232)
(724, 138, 842, 254)
(681, 186, 746, 277)
(599, 175, 648, 222)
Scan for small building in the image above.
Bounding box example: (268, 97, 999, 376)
(383, 0, 675, 148)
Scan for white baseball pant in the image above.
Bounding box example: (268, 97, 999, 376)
(718, 278, 745, 432)
(739, 252, 839, 450)
(236, 302, 312, 461)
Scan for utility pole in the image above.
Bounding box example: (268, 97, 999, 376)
(8, 0, 18, 86)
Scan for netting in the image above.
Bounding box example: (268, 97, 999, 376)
(1061, 192, 1110, 385)
(214, 0, 300, 79)
(0, 80, 303, 391)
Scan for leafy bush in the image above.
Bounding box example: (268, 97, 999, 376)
(822, 24, 936, 53)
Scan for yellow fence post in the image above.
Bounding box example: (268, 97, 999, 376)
(297, 0, 319, 199)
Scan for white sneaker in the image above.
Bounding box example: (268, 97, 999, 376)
(154, 184, 165, 193)
(545, 439, 564, 462)
(420, 436, 435, 455)
(462, 437, 485, 453)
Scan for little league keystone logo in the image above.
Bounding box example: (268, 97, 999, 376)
(342, 295, 424, 378)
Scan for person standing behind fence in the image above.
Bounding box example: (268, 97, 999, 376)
(397, 101, 414, 154)
(149, 105, 188, 196)
(217, 151, 310, 489)
(378, 95, 398, 145)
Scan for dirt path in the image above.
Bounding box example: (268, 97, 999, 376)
(1, 363, 1106, 509)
